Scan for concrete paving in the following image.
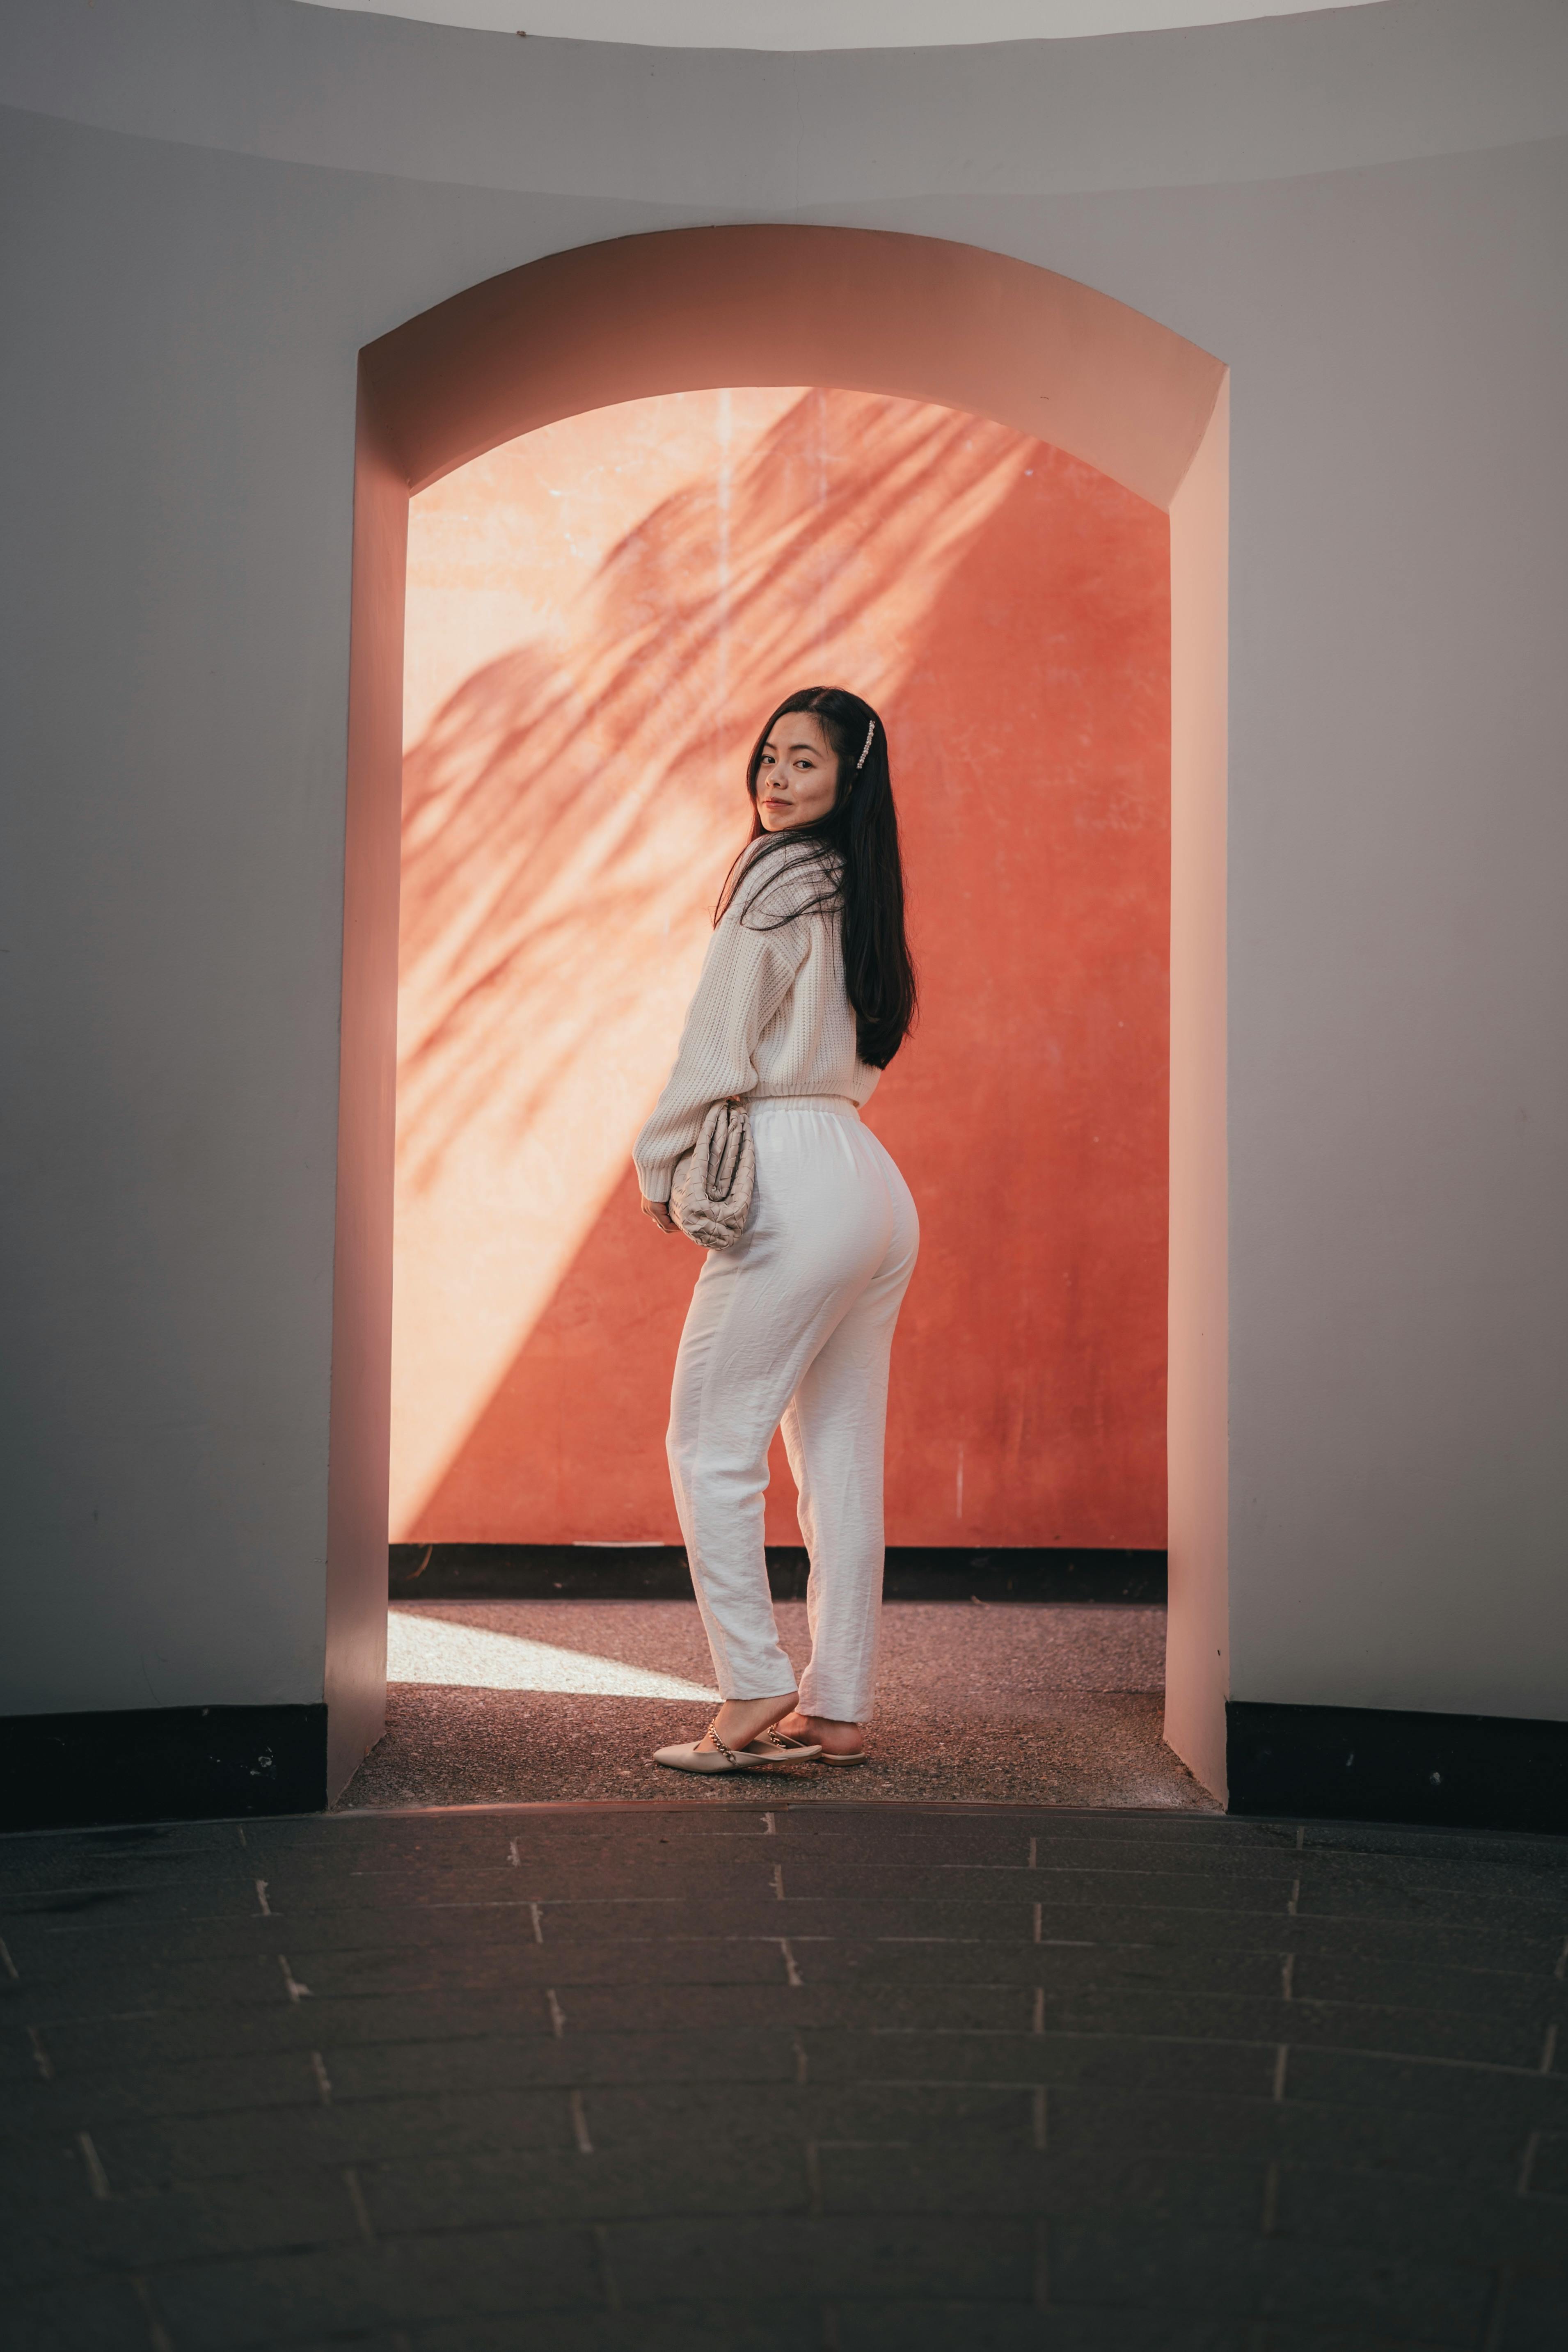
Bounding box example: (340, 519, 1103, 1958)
(337, 1601, 1211, 1813)
(5, 1801, 1567, 2345)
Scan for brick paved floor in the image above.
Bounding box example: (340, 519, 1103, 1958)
(5, 1802, 1568, 2348)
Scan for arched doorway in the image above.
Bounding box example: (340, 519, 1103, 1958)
(325, 225, 1230, 1801)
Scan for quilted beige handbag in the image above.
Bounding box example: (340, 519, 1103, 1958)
(670, 1097, 755, 1248)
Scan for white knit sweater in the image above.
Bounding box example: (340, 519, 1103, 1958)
(634, 842, 881, 1201)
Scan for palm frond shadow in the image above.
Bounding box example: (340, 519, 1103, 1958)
(396, 391, 1028, 1193)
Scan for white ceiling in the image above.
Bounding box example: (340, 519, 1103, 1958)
(298, 0, 1386, 51)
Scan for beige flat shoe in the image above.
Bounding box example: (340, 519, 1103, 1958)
(653, 1722, 819, 1774)
(741, 1728, 825, 1762)
(764, 1717, 863, 1764)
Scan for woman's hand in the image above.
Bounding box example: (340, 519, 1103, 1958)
(641, 1197, 678, 1235)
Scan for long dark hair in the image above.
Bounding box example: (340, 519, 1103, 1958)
(717, 686, 917, 1070)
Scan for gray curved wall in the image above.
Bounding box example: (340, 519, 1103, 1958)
(2, 0, 1566, 1814)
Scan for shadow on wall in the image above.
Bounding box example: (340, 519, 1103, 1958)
(393, 388, 1170, 1550)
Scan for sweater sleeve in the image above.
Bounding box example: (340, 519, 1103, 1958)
(633, 863, 816, 1201)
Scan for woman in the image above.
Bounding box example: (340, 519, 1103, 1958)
(635, 686, 920, 1773)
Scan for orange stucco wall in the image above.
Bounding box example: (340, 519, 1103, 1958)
(392, 385, 1169, 1549)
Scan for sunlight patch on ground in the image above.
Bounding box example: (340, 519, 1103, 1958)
(387, 1610, 719, 1698)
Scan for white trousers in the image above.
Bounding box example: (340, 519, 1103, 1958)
(666, 1098, 919, 1723)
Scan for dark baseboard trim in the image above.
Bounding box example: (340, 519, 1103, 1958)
(0, 1705, 328, 1833)
(1227, 1700, 1568, 1836)
(390, 1543, 1166, 1604)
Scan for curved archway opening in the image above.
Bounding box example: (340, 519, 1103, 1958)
(327, 225, 1229, 1802)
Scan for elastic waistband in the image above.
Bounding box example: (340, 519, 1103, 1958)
(749, 1093, 861, 1120)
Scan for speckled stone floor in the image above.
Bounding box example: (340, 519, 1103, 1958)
(336, 1602, 1215, 1813)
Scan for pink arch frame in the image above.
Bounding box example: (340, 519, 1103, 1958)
(327, 226, 1231, 1798)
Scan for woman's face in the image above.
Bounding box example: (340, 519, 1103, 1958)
(755, 711, 840, 831)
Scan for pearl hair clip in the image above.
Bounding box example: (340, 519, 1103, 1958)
(856, 718, 877, 769)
